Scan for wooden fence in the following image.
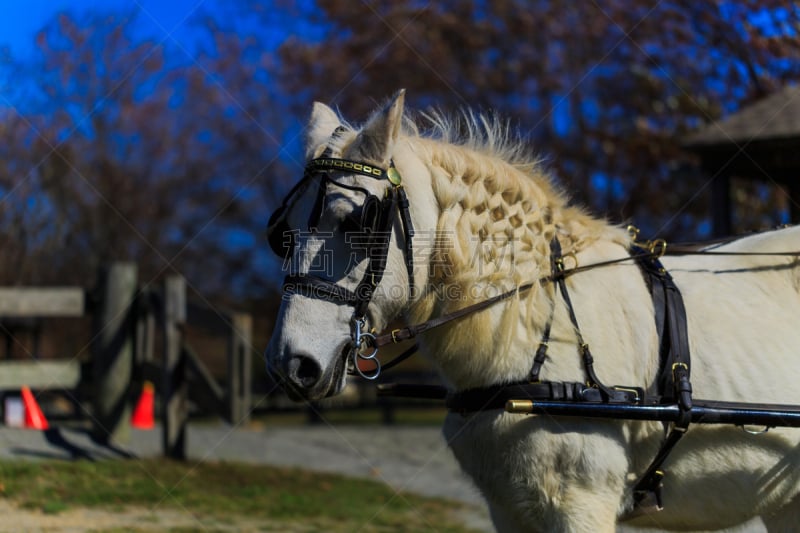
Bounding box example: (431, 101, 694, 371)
(0, 287, 84, 390)
(138, 273, 253, 459)
(0, 262, 252, 459)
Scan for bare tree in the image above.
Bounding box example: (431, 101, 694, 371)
(277, 0, 800, 237)
(2, 10, 288, 298)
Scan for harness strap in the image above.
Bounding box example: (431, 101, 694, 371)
(372, 281, 538, 347)
(379, 344, 419, 373)
(354, 192, 398, 318)
(630, 245, 693, 511)
(376, 241, 696, 514)
(549, 245, 800, 282)
(529, 243, 560, 382)
(397, 187, 416, 295)
(529, 324, 552, 383)
(550, 238, 617, 400)
(370, 240, 686, 351)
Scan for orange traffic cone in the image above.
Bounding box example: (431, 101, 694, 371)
(21, 386, 49, 430)
(131, 381, 155, 429)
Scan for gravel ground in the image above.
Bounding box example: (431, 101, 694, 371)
(0, 422, 494, 532)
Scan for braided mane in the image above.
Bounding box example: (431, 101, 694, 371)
(382, 110, 628, 387)
(404, 109, 627, 301)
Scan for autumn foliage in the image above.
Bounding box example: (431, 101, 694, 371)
(0, 1, 799, 298)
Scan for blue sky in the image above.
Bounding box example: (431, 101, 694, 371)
(0, 0, 206, 59)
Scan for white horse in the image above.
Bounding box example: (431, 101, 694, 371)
(264, 90, 800, 532)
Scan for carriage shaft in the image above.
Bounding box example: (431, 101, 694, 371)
(505, 399, 800, 428)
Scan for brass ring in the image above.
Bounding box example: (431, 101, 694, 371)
(649, 239, 667, 258)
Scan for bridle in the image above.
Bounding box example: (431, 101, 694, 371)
(266, 156, 415, 379)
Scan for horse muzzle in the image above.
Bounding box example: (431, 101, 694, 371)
(267, 342, 350, 402)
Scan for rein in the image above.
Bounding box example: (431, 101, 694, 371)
(370, 232, 800, 374)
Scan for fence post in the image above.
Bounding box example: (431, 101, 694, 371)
(162, 275, 187, 459)
(92, 262, 137, 444)
(227, 313, 252, 425)
(135, 291, 155, 368)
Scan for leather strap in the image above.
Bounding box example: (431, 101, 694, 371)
(629, 244, 693, 510)
(372, 281, 539, 347)
(397, 187, 416, 295)
(529, 245, 559, 382)
(549, 238, 617, 400)
(631, 245, 693, 410)
(354, 193, 397, 318)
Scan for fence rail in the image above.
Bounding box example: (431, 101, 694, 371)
(0, 287, 85, 317)
(0, 262, 253, 459)
(0, 360, 82, 389)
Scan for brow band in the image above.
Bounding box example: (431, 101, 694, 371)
(306, 158, 387, 179)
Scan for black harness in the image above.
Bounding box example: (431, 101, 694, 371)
(267, 156, 415, 378)
(268, 155, 800, 515)
(442, 237, 693, 512)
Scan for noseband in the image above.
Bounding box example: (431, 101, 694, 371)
(267, 157, 415, 379)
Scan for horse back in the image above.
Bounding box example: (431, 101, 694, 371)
(662, 226, 800, 404)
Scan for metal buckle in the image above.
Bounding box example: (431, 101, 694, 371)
(672, 362, 688, 371)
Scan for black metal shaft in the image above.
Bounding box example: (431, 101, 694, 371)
(505, 398, 800, 428)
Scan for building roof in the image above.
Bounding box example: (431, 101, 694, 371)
(684, 85, 800, 148)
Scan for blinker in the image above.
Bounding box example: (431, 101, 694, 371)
(266, 158, 403, 260)
(266, 205, 293, 259)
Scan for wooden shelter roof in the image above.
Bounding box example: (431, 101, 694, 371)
(684, 85, 800, 148)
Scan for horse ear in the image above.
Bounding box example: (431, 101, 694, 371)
(353, 89, 406, 161)
(306, 102, 341, 155)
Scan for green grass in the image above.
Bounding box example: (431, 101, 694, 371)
(0, 458, 479, 532)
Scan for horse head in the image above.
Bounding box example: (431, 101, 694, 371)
(264, 90, 437, 401)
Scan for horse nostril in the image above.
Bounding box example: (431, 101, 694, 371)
(287, 355, 322, 389)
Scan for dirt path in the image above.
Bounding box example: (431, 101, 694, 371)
(0, 500, 334, 532)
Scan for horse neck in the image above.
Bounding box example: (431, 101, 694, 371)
(404, 138, 623, 389)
